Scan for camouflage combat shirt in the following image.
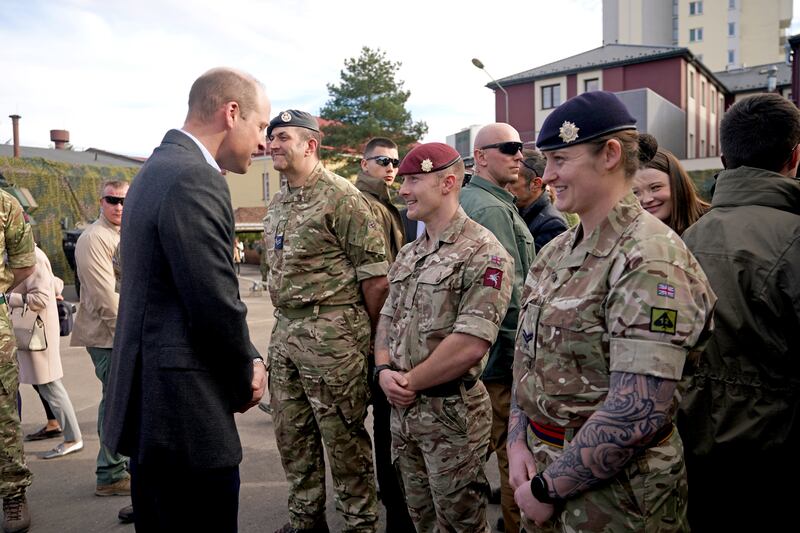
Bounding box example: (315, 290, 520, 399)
(513, 193, 716, 428)
(263, 163, 388, 308)
(381, 207, 513, 381)
(0, 190, 35, 364)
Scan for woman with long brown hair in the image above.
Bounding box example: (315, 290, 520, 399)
(633, 140, 710, 235)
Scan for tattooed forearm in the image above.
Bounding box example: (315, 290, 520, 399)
(373, 315, 391, 365)
(545, 371, 677, 499)
(508, 382, 529, 446)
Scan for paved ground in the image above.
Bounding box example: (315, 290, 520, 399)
(6, 263, 501, 532)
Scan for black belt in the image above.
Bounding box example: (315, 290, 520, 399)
(419, 379, 477, 398)
(530, 418, 675, 448)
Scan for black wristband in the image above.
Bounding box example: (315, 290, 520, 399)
(373, 364, 392, 385)
(530, 473, 558, 504)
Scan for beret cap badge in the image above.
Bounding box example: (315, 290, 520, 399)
(280, 112, 292, 122)
(420, 159, 434, 172)
(559, 121, 580, 143)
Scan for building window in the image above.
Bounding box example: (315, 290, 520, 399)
(728, 49, 735, 64)
(689, 133, 695, 158)
(584, 78, 599, 92)
(690, 1, 703, 15)
(262, 172, 270, 200)
(711, 89, 716, 112)
(689, 71, 695, 98)
(728, 22, 735, 36)
(541, 84, 561, 110)
(689, 28, 703, 42)
(729, 0, 735, 8)
(701, 81, 706, 106)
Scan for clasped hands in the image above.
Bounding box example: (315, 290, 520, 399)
(378, 369, 417, 407)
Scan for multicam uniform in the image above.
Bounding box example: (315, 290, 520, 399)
(381, 207, 513, 533)
(263, 162, 387, 532)
(513, 194, 715, 532)
(0, 191, 35, 500)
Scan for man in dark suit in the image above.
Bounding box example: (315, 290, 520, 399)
(103, 67, 270, 532)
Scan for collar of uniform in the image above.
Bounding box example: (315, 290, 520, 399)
(354, 171, 392, 203)
(466, 175, 516, 208)
(411, 206, 468, 256)
(280, 161, 324, 203)
(567, 192, 641, 261)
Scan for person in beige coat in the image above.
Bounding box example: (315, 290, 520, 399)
(70, 180, 130, 498)
(8, 246, 83, 459)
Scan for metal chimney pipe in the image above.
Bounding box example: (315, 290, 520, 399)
(9, 115, 20, 158)
(50, 129, 70, 150)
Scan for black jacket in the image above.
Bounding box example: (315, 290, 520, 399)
(104, 130, 258, 468)
(518, 193, 568, 253)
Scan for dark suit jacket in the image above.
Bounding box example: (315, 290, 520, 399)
(104, 129, 258, 469)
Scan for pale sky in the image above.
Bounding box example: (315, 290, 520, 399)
(1, 0, 799, 157)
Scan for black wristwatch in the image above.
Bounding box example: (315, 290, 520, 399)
(373, 364, 393, 385)
(531, 473, 558, 504)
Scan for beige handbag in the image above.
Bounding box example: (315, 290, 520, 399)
(14, 312, 47, 352)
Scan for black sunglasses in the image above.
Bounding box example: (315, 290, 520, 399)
(103, 196, 125, 206)
(480, 141, 523, 156)
(366, 155, 400, 167)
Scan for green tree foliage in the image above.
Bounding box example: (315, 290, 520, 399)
(320, 46, 428, 177)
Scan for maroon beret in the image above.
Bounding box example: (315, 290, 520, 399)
(398, 142, 461, 176)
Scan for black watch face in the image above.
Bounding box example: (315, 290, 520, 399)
(532, 475, 549, 502)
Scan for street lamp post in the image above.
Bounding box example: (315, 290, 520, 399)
(472, 58, 509, 123)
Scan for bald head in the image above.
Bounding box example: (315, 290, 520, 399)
(474, 123, 521, 148)
(473, 123, 523, 187)
(187, 67, 265, 123)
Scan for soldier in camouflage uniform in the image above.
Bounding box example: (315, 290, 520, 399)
(263, 110, 388, 533)
(508, 92, 716, 532)
(0, 190, 36, 533)
(374, 143, 513, 533)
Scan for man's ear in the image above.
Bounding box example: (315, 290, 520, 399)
(440, 172, 457, 194)
(360, 158, 369, 171)
(305, 136, 318, 157)
(602, 138, 623, 171)
(223, 101, 239, 129)
(532, 176, 544, 192)
(786, 144, 800, 177)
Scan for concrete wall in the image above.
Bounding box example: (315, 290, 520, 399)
(603, 0, 672, 45)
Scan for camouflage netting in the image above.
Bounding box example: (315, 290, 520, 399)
(0, 156, 139, 284)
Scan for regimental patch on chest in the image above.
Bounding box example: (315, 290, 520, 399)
(650, 307, 677, 334)
(483, 268, 503, 290)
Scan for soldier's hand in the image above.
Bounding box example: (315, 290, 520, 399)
(508, 446, 537, 491)
(238, 360, 268, 413)
(379, 370, 416, 407)
(515, 481, 555, 526)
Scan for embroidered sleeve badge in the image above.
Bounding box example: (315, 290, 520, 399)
(650, 308, 677, 334)
(657, 283, 676, 298)
(559, 121, 580, 143)
(483, 268, 503, 290)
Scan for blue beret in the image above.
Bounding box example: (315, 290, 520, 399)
(267, 109, 320, 138)
(398, 143, 461, 176)
(536, 91, 636, 151)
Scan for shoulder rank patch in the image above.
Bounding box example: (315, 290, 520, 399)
(483, 268, 503, 290)
(650, 307, 677, 334)
(657, 283, 675, 298)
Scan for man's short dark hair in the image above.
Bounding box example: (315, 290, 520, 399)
(720, 94, 800, 172)
(364, 137, 397, 157)
(519, 148, 546, 186)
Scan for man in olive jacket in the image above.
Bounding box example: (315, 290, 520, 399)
(460, 123, 534, 533)
(679, 93, 800, 532)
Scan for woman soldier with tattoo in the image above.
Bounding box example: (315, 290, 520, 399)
(508, 91, 716, 532)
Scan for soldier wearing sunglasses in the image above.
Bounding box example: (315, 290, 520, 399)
(460, 123, 535, 533)
(354, 137, 414, 531)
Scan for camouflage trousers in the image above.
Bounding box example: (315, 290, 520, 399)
(0, 361, 32, 499)
(268, 306, 377, 532)
(522, 424, 688, 532)
(390, 380, 492, 533)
